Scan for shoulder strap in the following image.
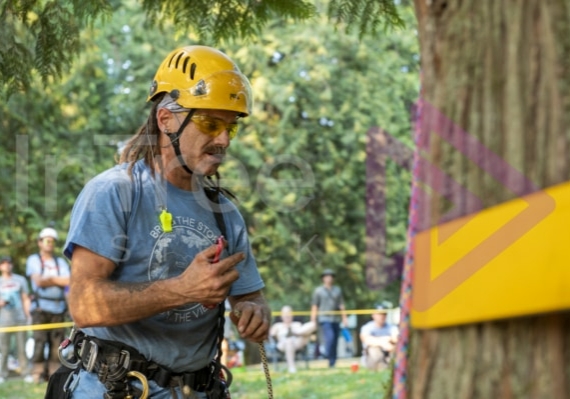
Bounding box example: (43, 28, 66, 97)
(204, 188, 227, 238)
(54, 257, 64, 276)
(203, 186, 231, 385)
(37, 253, 61, 276)
(36, 253, 44, 275)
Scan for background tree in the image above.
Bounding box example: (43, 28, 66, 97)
(0, 0, 402, 98)
(406, 0, 570, 398)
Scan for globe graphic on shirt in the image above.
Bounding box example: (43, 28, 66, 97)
(148, 224, 215, 322)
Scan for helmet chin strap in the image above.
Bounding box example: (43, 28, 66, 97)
(165, 109, 196, 175)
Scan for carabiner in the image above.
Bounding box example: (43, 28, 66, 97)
(126, 370, 149, 399)
(58, 326, 81, 369)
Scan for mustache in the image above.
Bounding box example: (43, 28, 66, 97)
(205, 146, 226, 155)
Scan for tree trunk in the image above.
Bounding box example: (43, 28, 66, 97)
(408, 0, 570, 398)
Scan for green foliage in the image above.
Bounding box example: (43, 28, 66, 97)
(0, 1, 419, 310)
(0, 378, 47, 398)
(0, 0, 153, 273)
(218, 3, 419, 311)
(328, 0, 405, 38)
(141, 0, 317, 45)
(1, 0, 404, 98)
(0, 0, 111, 97)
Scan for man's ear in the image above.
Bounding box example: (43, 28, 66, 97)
(156, 108, 172, 132)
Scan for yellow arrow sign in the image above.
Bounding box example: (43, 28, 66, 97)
(411, 181, 568, 328)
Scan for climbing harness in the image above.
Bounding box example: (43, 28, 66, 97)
(55, 158, 272, 399)
(59, 328, 221, 399)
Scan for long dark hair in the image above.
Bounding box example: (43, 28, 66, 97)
(118, 94, 164, 177)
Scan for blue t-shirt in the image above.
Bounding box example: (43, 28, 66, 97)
(359, 320, 398, 349)
(64, 160, 264, 372)
(0, 274, 29, 326)
(26, 254, 70, 314)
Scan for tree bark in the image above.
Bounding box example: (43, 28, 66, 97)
(408, 0, 570, 398)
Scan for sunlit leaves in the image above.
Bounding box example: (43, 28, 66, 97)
(0, 0, 111, 97)
(219, 3, 419, 310)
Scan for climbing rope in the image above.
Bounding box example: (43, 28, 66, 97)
(231, 309, 273, 398)
(258, 343, 274, 399)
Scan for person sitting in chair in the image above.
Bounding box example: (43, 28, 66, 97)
(269, 305, 316, 373)
(359, 302, 398, 371)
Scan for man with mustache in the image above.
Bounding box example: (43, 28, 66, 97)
(50, 45, 271, 399)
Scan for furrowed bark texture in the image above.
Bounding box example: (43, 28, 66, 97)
(408, 0, 570, 398)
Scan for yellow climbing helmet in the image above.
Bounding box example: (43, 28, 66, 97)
(147, 45, 252, 117)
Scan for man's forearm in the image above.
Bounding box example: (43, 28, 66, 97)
(37, 275, 69, 288)
(69, 277, 188, 328)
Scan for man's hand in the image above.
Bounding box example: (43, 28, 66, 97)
(229, 292, 271, 343)
(178, 240, 243, 307)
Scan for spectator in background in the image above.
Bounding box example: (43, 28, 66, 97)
(0, 256, 32, 383)
(359, 302, 398, 371)
(25, 227, 70, 383)
(269, 305, 316, 373)
(310, 269, 348, 368)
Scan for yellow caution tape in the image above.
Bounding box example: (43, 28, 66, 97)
(0, 309, 395, 333)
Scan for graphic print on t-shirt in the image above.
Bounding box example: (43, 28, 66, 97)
(0, 280, 21, 310)
(149, 218, 218, 323)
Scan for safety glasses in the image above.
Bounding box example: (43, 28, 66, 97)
(41, 238, 56, 245)
(191, 114, 239, 139)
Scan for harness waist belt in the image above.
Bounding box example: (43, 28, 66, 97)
(76, 333, 214, 392)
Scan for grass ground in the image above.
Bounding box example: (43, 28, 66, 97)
(2, 357, 390, 399)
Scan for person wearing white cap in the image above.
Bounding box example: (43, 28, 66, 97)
(25, 227, 70, 383)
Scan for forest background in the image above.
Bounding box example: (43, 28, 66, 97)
(0, 0, 419, 328)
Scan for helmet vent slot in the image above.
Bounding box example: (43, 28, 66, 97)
(174, 52, 184, 69)
(167, 53, 177, 68)
(190, 63, 196, 80)
(182, 57, 190, 73)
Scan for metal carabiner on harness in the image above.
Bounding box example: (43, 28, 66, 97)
(104, 350, 131, 382)
(125, 370, 149, 399)
(58, 325, 81, 369)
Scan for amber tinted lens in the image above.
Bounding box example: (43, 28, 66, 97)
(226, 124, 238, 139)
(192, 115, 238, 139)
